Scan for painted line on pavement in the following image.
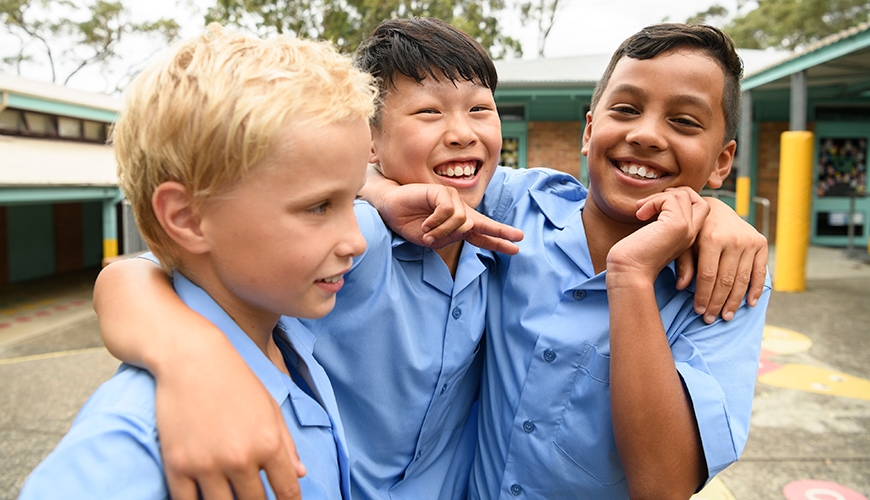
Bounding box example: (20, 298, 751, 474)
(0, 347, 108, 365)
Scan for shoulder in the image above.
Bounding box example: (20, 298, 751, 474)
(482, 167, 587, 222)
(17, 365, 165, 500)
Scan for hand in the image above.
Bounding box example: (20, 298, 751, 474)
(379, 183, 524, 254)
(679, 197, 768, 324)
(155, 339, 305, 500)
(607, 187, 709, 284)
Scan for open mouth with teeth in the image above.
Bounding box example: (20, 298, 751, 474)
(617, 162, 662, 180)
(435, 161, 480, 179)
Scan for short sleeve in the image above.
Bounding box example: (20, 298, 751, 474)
(18, 367, 168, 500)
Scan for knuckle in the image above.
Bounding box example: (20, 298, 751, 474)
(717, 274, 736, 288)
(697, 267, 718, 283)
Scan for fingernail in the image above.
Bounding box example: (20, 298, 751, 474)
(723, 311, 734, 321)
(704, 314, 716, 324)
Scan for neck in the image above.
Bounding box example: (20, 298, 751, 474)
(581, 194, 644, 275)
(180, 260, 287, 374)
(435, 240, 463, 278)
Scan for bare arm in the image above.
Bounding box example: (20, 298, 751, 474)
(94, 258, 304, 500)
(606, 188, 709, 499)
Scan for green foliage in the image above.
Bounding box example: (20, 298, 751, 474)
(689, 0, 870, 51)
(204, 0, 522, 58)
(0, 0, 180, 86)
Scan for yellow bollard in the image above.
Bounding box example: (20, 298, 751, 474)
(735, 176, 751, 218)
(774, 131, 814, 292)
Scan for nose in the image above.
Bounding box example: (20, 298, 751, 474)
(338, 210, 367, 259)
(444, 113, 477, 148)
(625, 115, 667, 150)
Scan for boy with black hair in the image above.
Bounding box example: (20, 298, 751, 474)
(467, 23, 770, 499)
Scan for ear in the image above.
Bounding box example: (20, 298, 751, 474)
(706, 139, 737, 189)
(151, 182, 210, 255)
(369, 125, 381, 165)
(581, 111, 593, 157)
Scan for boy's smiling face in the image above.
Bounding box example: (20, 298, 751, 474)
(195, 119, 370, 330)
(371, 73, 502, 210)
(581, 48, 736, 225)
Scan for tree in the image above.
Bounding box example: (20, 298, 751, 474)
(204, 0, 523, 58)
(689, 0, 870, 51)
(518, 0, 565, 58)
(0, 0, 181, 90)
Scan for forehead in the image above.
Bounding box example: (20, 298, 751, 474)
(604, 48, 725, 111)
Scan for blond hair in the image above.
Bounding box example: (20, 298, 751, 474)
(113, 24, 377, 270)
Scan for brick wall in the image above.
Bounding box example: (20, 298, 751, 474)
(527, 121, 582, 178)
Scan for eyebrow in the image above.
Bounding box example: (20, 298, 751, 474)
(608, 83, 714, 118)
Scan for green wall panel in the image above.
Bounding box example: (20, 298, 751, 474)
(7, 204, 55, 282)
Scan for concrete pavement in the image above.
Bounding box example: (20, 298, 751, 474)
(1, 247, 869, 499)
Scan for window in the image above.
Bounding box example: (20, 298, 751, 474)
(0, 107, 110, 143)
(0, 108, 24, 130)
(23, 111, 57, 135)
(59, 116, 83, 138)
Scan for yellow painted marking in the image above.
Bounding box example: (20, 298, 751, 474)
(759, 364, 870, 401)
(762, 325, 813, 355)
(0, 347, 108, 365)
(692, 477, 736, 500)
(20, 303, 36, 310)
(1, 308, 18, 315)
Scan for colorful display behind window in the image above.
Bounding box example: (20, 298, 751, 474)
(817, 138, 867, 197)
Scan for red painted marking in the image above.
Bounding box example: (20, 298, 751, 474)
(35, 311, 51, 317)
(53, 305, 69, 311)
(69, 300, 86, 306)
(14, 317, 32, 322)
(783, 480, 868, 500)
(0, 323, 10, 328)
(758, 348, 782, 376)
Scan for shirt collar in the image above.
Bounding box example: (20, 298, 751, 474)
(528, 190, 680, 288)
(172, 273, 292, 406)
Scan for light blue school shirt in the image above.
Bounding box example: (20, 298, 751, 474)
(471, 167, 770, 499)
(300, 201, 492, 500)
(18, 274, 351, 500)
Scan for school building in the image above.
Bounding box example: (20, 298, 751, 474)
(493, 23, 870, 249)
(0, 72, 129, 286)
(2, 22, 870, 285)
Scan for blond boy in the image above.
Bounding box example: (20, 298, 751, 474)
(18, 24, 376, 500)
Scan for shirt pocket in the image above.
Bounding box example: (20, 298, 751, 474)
(551, 343, 625, 486)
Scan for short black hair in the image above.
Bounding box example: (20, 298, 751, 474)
(354, 17, 498, 126)
(589, 23, 744, 142)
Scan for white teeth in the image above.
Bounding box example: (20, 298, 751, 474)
(321, 276, 341, 283)
(438, 164, 478, 177)
(619, 163, 660, 179)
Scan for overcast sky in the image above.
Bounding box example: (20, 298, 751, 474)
(6, 0, 748, 93)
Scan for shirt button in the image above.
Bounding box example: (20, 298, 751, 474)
(510, 484, 523, 495)
(543, 349, 556, 363)
(440, 384, 448, 394)
(451, 307, 462, 319)
(415, 450, 422, 460)
(522, 420, 535, 433)
(572, 289, 587, 300)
